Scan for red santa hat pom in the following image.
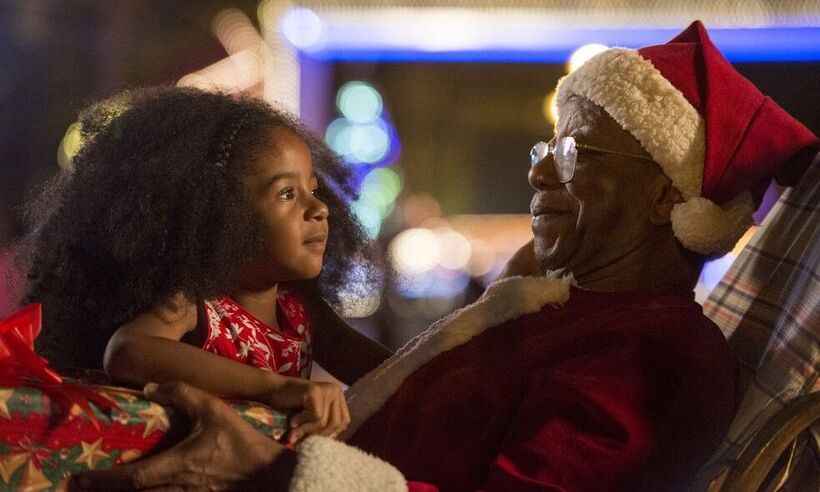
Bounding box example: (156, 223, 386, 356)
(556, 21, 819, 255)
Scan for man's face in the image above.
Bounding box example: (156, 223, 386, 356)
(528, 96, 666, 280)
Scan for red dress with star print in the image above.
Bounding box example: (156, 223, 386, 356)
(199, 288, 312, 378)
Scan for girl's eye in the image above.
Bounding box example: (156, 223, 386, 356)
(311, 188, 320, 197)
(279, 188, 295, 200)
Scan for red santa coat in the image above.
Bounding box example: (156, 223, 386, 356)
(288, 276, 737, 492)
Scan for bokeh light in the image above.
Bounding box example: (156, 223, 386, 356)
(348, 167, 403, 239)
(351, 201, 383, 239)
(325, 117, 352, 156)
(280, 7, 323, 50)
(401, 193, 442, 227)
(390, 228, 441, 276)
(412, 10, 482, 52)
(434, 228, 472, 271)
(337, 81, 384, 124)
(337, 262, 383, 318)
(396, 267, 470, 299)
(389, 226, 475, 298)
(57, 122, 84, 171)
(339, 293, 382, 318)
(348, 121, 390, 164)
(465, 238, 495, 277)
(567, 43, 608, 73)
(325, 118, 391, 165)
(360, 168, 402, 217)
(543, 90, 559, 125)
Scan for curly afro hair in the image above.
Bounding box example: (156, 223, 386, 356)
(21, 86, 372, 369)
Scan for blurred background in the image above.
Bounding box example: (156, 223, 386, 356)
(1, 0, 818, 350)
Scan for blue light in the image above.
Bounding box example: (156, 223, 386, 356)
(698, 254, 737, 294)
(325, 117, 352, 155)
(348, 121, 390, 164)
(396, 268, 470, 299)
(297, 27, 820, 63)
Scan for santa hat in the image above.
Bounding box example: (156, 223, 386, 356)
(556, 21, 819, 255)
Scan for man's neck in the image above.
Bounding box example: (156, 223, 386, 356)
(231, 284, 279, 327)
(570, 234, 698, 294)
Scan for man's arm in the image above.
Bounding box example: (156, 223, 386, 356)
(480, 332, 734, 491)
(76, 326, 732, 492)
(774, 147, 819, 186)
(72, 344, 660, 492)
(72, 382, 416, 492)
(71, 382, 287, 491)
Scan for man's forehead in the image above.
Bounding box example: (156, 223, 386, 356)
(556, 96, 646, 155)
(557, 97, 609, 136)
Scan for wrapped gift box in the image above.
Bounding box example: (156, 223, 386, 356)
(0, 305, 289, 491)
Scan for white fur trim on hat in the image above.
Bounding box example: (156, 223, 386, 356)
(556, 48, 705, 200)
(671, 192, 755, 255)
(290, 436, 408, 492)
(343, 274, 572, 438)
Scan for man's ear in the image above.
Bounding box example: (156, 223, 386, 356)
(649, 178, 683, 225)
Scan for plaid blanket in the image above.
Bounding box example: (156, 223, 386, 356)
(698, 154, 820, 488)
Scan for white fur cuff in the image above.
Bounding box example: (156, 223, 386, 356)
(290, 436, 408, 492)
(556, 48, 705, 200)
(344, 275, 572, 437)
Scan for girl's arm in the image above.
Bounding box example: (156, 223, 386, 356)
(104, 295, 287, 400)
(106, 294, 352, 443)
(304, 292, 392, 385)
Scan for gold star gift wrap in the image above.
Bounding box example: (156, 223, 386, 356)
(0, 384, 288, 491)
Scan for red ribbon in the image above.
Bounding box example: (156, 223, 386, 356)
(0, 304, 118, 430)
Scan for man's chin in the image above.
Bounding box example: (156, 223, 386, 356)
(534, 236, 571, 273)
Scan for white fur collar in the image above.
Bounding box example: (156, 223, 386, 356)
(343, 274, 572, 437)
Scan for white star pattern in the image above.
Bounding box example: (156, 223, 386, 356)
(267, 332, 285, 342)
(200, 292, 311, 377)
(238, 340, 251, 358)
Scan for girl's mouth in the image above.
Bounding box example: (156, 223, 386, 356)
(303, 234, 327, 252)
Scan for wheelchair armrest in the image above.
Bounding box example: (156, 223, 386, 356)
(720, 391, 820, 492)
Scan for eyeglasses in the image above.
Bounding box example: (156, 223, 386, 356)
(529, 136, 655, 183)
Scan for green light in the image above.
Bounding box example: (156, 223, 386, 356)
(57, 122, 84, 171)
(337, 81, 383, 124)
(351, 201, 382, 238)
(360, 167, 402, 219)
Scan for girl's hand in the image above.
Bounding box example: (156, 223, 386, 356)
(267, 378, 351, 445)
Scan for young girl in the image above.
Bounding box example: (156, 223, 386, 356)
(21, 87, 390, 443)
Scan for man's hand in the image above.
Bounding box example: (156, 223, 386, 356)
(268, 378, 351, 445)
(498, 238, 540, 278)
(71, 382, 285, 491)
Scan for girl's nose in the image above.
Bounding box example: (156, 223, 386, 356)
(307, 196, 329, 221)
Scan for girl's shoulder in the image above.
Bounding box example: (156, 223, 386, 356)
(154, 292, 198, 325)
(122, 293, 199, 341)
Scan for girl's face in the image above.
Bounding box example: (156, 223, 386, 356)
(239, 127, 329, 289)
